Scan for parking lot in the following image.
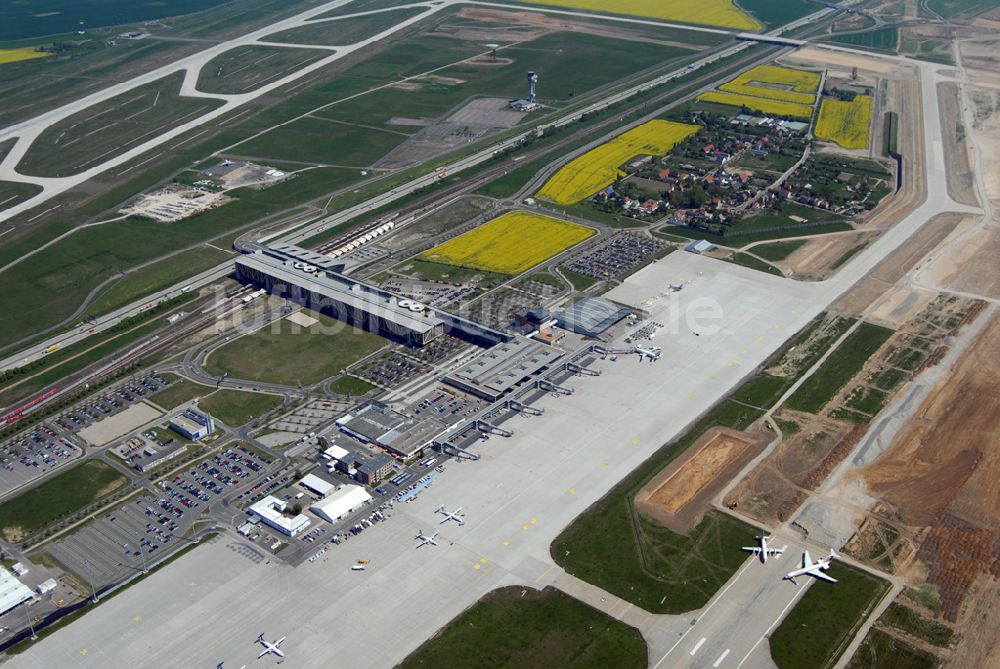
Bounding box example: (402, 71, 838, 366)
(562, 231, 667, 281)
(46, 492, 198, 590)
(54, 374, 168, 433)
(412, 386, 486, 425)
(0, 425, 80, 497)
(356, 350, 424, 389)
(267, 399, 343, 434)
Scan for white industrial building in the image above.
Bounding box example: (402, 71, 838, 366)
(249, 495, 311, 537)
(0, 566, 34, 616)
(311, 485, 372, 523)
(298, 473, 335, 497)
(36, 579, 57, 595)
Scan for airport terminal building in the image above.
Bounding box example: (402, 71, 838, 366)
(235, 243, 509, 348)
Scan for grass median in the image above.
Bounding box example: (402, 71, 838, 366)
(398, 586, 647, 669)
(0, 460, 127, 542)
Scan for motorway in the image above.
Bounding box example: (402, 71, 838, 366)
(0, 0, 848, 375)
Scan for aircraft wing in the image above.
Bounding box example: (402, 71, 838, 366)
(767, 546, 786, 555)
(809, 569, 837, 583)
(257, 650, 270, 659)
(742, 546, 762, 553)
(276, 637, 286, 646)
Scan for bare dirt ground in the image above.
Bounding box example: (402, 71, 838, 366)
(861, 314, 1000, 622)
(937, 82, 979, 206)
(724, 415, 855, 524)
(945, 576, 1000, 667)
(917, 216, 1000, 300)
(727, 297, 984, 528)
(966, 85, 1000, 206)
(868, 284, 938, 327)
(779, 231, 879, 281)
(783, 46, 898, 75)
(635, 427, 767, 533)
(833, 212, 964, 315)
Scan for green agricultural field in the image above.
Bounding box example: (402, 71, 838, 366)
(16, 72, 223, 177)
(197, 390, 283, 427)
(87, 246, 234, 317)
(770, 563, 890, 669)
(0, 460, 127, 542)
(736, 0, 821, 29)
(398, 587, 647, 669)
(204, 311, 387, 385)
(753, 240, 806, 261)
(829, 27, 899, 52)
(786, 322, 894, 414)
(847, 628, 939, 669)
(149, 375, 212, 410)
(264, 7, 427, 46)
(196, 45, 329, 95)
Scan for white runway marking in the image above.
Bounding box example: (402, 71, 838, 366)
(690, 637, 707, 655)
(713, 649, 730, 667)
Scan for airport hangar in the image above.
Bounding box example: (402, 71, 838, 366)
(235, 243, 509, 348)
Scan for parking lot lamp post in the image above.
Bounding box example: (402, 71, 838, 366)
(82, 560, 99, 603)
(134, 534, 148, 574)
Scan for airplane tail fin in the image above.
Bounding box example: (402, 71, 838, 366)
(829, 549, 838, 560)
(257, 633, 264, 642)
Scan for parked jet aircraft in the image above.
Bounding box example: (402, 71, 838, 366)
(436, 505, 464, 525)
(742, 535, 786, 563)
(785, 550, 838, 583)
(415, 530, 439, 548)
(256, 633, 286, 659)
(634, 346, 661, 361)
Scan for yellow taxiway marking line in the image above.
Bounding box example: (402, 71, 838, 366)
(480, 557, 489, 564)
(134, 615, 141, 623)
(631, 437, 639, 444)
(473, 563, 481, 570)
(755, 335, 765, 344)
(530, 519, 538, 525)
(522, 524, 531, 531)
(502, 539, 510, 546)
(80, 649, 88, 656)
(601, 461, 609, 468)
(686, 394, 693, 400)
(568, 487, 577, 494)
(742, 347, 749, 353)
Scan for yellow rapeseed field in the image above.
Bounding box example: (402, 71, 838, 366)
(719, 65, 821, 105)
(0, 48, 52, 65)
(516, 0, 761, 30)
(421, 211, 595, 275)
(537, 119, 699, 205)
(698, 91, 814, 120)
(815, 96, 873, 150)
